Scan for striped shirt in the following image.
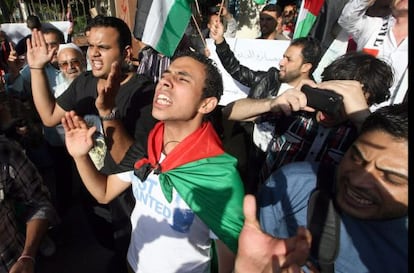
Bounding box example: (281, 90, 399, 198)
(0, 135, 56, 272)
(259, 112, 358, 184)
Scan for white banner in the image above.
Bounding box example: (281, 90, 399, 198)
(206, 38, 290, 105)
(1, 21, 71, 45)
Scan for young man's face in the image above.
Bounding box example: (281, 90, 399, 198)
(152, 56, 208, 122)
(87, 27, 124, 79)
(282, 4, 296, 22)
(335, 130, 408, 220)
(278, 45, 307, 83)
(259, 11, 278, 38)
(58, 48, 85, 81)
(43, 32, 61, 65)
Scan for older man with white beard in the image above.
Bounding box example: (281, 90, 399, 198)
(54, 43, 87, 97)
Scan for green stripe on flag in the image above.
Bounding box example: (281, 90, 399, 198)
(293, 13, 317, 39)
(155, 0, 192, 57)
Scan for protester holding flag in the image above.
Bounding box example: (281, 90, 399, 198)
(62, 50, 245, 273)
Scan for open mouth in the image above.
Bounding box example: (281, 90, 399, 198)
(345, 186, 374, 207)
(155, 94, 172, 105)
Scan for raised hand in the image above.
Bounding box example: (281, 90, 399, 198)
(208, 16, 225, 44)
(316, 80, 368, 116)
(96, 61, 121, 116)
(6, 42, 22, 78)
(62, 111, 96, 158)
(235, 195, 311, 273)
(316, 79, 371, 129)
(26, 29, 55, 69)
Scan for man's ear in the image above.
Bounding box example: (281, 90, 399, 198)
(199, 97, 218, 114)
(301, 62, 313, 74)
(123, 45, 133, 62)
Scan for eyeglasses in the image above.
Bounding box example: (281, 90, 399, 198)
(58, 59, 81, 69)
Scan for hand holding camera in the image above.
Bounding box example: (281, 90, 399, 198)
(301, 85, 344, 115)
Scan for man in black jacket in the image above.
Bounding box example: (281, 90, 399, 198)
(209, 18, 322, 193)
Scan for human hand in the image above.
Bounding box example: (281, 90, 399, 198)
(6, 42, 23, 77)
(7, 42, 18, 63)
(62, 111, 96, 158)
(26, 29, 55, 69)
(317, 80, 368, 114)
(96, 61, 121, 117)
(204, 47, 211, 57)
(235, 195, 311, 273)
(208, 16, 225, 44)
(217, 4, 230, 18)
(9, 258, 35, 273)
(270, 87, 314, 116)
(316, 80, 370, 128)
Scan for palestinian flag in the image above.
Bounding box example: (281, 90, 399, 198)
(134, 121, 245, 253)
(133, 0, 193, 57)
(293, 0, 325, 38)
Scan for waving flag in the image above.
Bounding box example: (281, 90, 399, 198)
(133, 0, 193, 57)
(293, 0, 325, 38)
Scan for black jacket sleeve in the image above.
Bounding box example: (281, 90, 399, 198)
(215, 39, 282, 99)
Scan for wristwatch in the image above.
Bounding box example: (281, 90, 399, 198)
(100, 107, 120, 121)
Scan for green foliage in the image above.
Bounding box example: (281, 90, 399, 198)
(0, 0, 15, 22)
(73, 15, 87, 36)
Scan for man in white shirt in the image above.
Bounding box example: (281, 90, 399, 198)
(338, 0, 408, 110)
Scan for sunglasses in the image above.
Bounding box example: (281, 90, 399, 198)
(58, 59, 81, 69)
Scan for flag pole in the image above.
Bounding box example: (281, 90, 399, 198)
(218, 0, 225, 17)
(194, 0, 201, 17)
(191, 14, 207, 48)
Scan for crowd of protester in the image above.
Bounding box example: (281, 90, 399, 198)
(0, 0, 408, 272)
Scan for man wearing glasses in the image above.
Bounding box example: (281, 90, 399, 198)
(7, 27, 65, 96)
(55, 43, 87, 97)
(26, 16, 156, 273)
(41, 43, 88, 223)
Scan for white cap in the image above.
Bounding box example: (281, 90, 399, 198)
(57, 43, 83, 56)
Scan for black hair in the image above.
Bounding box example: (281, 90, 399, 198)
(86, 15, 132, 52)
(172, 50, 223, 101)
(290, 36, 322, 76)
(26, 15, 42, 30)
(43, 27, 65, 44)
(321, 51, 393, 105)
(0, 93, 44, 148)
(360, 102, 408, 140)
(261, 4, 283, 17)
(0, 31, 11, 70)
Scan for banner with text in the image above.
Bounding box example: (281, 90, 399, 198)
(207, 38, 290, 105)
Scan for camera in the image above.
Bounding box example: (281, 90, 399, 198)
(301, 85, 344, 115)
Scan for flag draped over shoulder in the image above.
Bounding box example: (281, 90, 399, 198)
(134, 121, 245, 253)
(133, 0, 193, 57)
(293, 0, 325, 38)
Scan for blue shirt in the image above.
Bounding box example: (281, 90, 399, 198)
(258, 161, 408, 273)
